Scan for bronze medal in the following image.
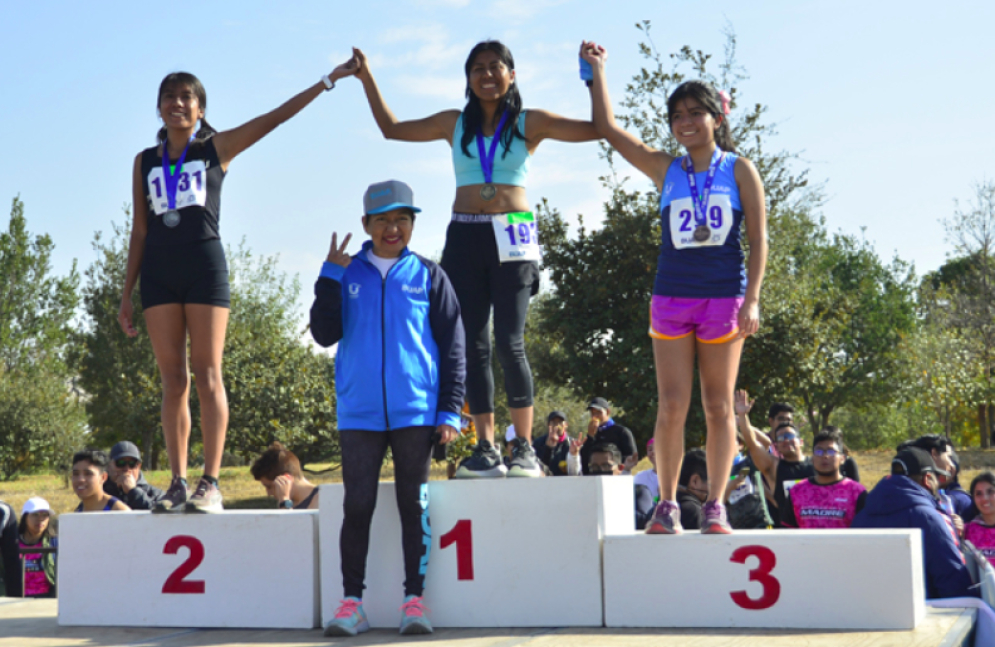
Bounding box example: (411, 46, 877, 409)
(693, 224, 710, 242)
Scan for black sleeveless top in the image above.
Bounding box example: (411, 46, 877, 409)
(140, 137, 226, 247)
(773, 457, 814, 526)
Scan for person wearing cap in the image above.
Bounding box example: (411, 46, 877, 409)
(900, 435, 969, 520)
(103, 441, 164, 511)
(852, 447, 977, 600)
(310, 180, 465, 637)
(575, 397, 637, 476)
(16, 497, 57, 598)
(532, 411, 571, 476)
(0, 498, 19, 597)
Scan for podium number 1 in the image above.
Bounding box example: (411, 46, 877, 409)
(729, 545, 780, 610)
(440, 519, 474, 580)
(162, 535, 206, 594)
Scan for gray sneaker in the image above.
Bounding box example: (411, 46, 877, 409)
(453, 440, 508, 478)
(507, 437, 543, 478)
(152, 476, 189, 514)
(184, 478, 224, 513)
(645, 500, 683, 535)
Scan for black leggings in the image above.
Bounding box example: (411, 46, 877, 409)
(339, 427, 434, 598)
(441, 219, 539, 414)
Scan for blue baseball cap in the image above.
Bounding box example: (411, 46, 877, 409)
(363, 180, 422, 216)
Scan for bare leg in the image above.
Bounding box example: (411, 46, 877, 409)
(697, 338, 744, 503)
(652, 336, 696, 502)
(186, 304, 229, 478)
(144, 304, 190, 478)
(510, 406, 534, 442)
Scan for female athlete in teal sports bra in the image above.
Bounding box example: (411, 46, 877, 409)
(347, 42, 601, 479)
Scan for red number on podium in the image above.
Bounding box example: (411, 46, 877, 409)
(440, 519, 474, 580)
(162, 535, 206, 594)
(729, 545, 780, 610)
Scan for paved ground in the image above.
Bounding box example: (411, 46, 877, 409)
(0, 598, 975, 647)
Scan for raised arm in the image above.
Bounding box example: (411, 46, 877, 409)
(735, 389, 775, 479)
(581, 41, 674, 190)
(524, 109, 600, 151)
(352, 47, 459, 143)
(212, 58, 359, 169)
(735, 157, 768, 338)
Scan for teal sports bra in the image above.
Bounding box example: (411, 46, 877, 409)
(452, 111, 531, 188)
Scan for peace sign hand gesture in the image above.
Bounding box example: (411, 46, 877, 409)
(326, 232, 353, 267)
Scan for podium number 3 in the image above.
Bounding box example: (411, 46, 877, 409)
(440, 519, 474, 580)
(729, 545, 780, 610)
(162, 535, 206, 594)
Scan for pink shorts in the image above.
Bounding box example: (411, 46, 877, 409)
(649, 296, 743, 343)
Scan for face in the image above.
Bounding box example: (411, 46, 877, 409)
(686, 473, 709, 502)
(669, 97, 720, 149)
(775, 428, 803, 461)
(646, 443, 656, 464)
(812, 440, 844, 477)
(548, 417, 567, 438)
(589, 451, 620, 475)
(71, 460, 107, 498)
(364, 209, 414, 258)
(109, 457, 141, 481)
(259, 477, 280, 499)
(159, 83, 204, 131)
(588, 407, 609, 425)
(468, 49, 515, 102)
(26, 511, 50, 536)
(974, 481, 995, 517)
(931, 448, 953, 485)
(769, 410, 794, 429)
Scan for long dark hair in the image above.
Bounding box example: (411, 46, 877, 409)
(459, 41, 526, 159)
(156, 72, 218, 145)
(970, 471, 995, 500)
(667, 80, 736, 154)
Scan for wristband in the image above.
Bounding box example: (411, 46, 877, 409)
(321, 74, 335, 91)
(279, 499, 294, 509)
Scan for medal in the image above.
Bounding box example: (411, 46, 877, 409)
(161, 134, 194, 226)
(163, 210, 181, 228)
(685, 148, 725, 244)
(475, 111, 510, 202)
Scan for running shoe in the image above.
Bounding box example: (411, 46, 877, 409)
(507, 437, 543, 478)
(453, 439, 507, 478)
(184, 478, 224, 513)
(645, 500, 683, 535)
(152, 476, 188, 514)
(324, 597, 369, 637)
(399, 595, 433, 635)
(701, 499, 733, 534)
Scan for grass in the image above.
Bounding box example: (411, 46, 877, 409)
(2, 449, 994, 517)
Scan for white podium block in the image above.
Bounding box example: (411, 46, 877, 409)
(603, 529, 925, 630)
(320, 476, 633, 628)
(58, 510, 319, 629)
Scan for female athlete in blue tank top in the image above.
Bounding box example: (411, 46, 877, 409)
(346, 42, 601, 479)
(582, 41, 768, 535)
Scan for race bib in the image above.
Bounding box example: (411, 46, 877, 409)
(668, 194, 733, 250)
(147, 160, 208, 216)
(492, 211, 541, 263)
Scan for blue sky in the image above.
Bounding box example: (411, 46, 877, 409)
(2, 1, 993, 323)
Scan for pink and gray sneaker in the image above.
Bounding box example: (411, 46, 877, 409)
(645, 500, 683, 535)
(701, 499, 733, 534)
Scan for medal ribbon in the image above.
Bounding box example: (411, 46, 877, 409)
(161, 135, 194, 210)
(685, 149, 725, 227)
(475, 111, 510, 185)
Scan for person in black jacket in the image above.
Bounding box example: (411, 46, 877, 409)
(103, 441, 164, 511)
(532, 411, 571, 476)
(0, 500, 19, 597)
(578, 398, 637, 475)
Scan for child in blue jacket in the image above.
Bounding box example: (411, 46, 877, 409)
(310, 180, 465, 637)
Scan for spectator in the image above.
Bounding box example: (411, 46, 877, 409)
(780, 428, 866, 529)
(103, 441, 164, 511)
(633, 439, 659, 500)
(901, 435, 964, 527)
(16, 498, 56, 598)
(72, 451, 130, 512)
(944, 450, 973, 519)
(0, 499, 19, 597)
(966, 472, 995, 567)
(676, 449, 708, 530)
(533, 411, 571, 476)
(568, 442, 655, 530)
(852, 447, 976, 600)
(250, 442, 320, 510)
(579, 398, 637, 475)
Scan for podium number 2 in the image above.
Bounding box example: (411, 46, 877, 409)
(440, 519, 474, 580)
(729, 545, 780, 610)
(162, 535, 206, 594)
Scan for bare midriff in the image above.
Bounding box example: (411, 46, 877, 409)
(453, 184, 529, 215)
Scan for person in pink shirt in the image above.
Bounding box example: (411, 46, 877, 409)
(17, 497, 56, 598)
(780, 428, 866, 529)
(966, 471, 995, 566)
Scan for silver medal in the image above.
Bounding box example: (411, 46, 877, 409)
(480, 184, 497, 201)
(693, 224, 710, 242)
(163, 209, 181, 228)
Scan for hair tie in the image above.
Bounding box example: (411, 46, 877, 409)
(718, 90, 731, 115)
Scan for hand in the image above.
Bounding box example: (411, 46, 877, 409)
(326, 232, 353, 267)
(734, 389, 754, 415)
(546, 433, 559, 448)
(328, 54, 360, 83)
(569, 436, 583, 456)
(436, 424, 458, 444)
(118, 297, 138, 337)
(952, 513, 964, 538)
(351, 47, 370, 80)
(623, 454, 638, 471)
(579, 40, 607, 70)
(116, 472, 137, 493)
(273, 474, 294, 502)
(737, 299, 760, 338)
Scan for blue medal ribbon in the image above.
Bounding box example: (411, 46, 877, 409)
(475, 111, 510, 184)
(685, 148, 725, 228)
(161, 135, 194, 210)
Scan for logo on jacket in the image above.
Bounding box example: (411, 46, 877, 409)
(348, 283, 361, 298)
(664, 182, 674, 195)
(402, 284, 424, 295)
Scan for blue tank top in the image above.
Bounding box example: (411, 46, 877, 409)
(655, 152, 746, 298)
(452, 111, 531, 187)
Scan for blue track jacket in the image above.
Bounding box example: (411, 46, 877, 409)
(852, 475, 977, 600)
(309, 242, 465, 432)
